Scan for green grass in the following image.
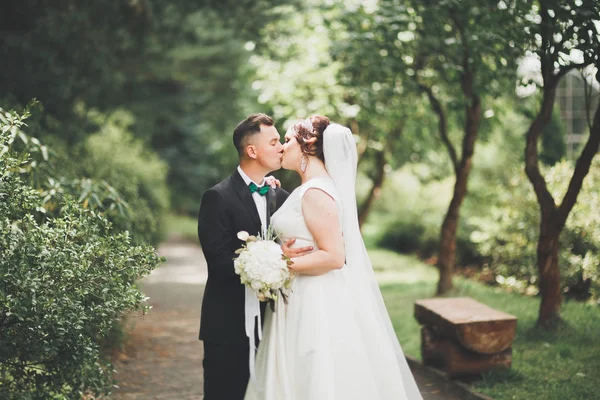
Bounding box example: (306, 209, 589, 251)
(370, 248, 600, 400)
(163, 212, 198, 242)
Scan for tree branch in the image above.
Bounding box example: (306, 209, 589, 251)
(417, 82, 459, 173)
(357, 121, 404, 228)
(525, 5, 593, 219)
(524, 89, 558, 213)
(460, 92, 481, 166)
(557, 100, 600, 226)
(555, 62, 588, 84)
(540, 4, 554, 85)
(581, 70, 594, 132)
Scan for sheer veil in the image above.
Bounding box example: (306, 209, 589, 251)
(323, 123, 423, 399)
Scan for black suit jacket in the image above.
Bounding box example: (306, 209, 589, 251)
(197, 170, 289, 343)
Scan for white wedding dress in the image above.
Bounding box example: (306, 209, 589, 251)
(245, 124, 422, 400)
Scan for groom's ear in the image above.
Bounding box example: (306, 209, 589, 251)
(246, 145, 258, 160)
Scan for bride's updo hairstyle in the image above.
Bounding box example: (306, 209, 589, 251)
(291, 115, 330, 163)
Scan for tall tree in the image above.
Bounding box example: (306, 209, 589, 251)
(335, 0, 526, 294)
(332, 4, 440, 229)
(522, 0, 600, 329)
(414, 1, 529, 294)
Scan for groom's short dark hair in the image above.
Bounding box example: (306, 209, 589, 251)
(233, 113, 275, 156)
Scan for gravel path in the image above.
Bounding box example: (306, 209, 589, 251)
(111, 240, 465, 400)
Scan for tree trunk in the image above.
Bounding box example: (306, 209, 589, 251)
(524, 83, 562, 328)
(437, 165, 470, 294)
(535, 94, 600, 328)
(358, 149, 386, 228)
(437, 92, 481, 295)
(416, 83, 459, 295)
(536, 219, 562, 328)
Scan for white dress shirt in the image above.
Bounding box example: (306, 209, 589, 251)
(237, 166, 267, 236)
(237, 166, 268, 379)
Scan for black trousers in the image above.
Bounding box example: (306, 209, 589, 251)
(203, 341, 250, 400)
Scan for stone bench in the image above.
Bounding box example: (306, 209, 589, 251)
(414, 297, 517, 378)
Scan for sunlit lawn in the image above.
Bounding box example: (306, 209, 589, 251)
(370, 248, 600, 400)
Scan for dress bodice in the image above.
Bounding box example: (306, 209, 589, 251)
(271, 177, 342, 250)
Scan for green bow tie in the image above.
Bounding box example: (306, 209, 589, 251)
(248, 182, 269, 196)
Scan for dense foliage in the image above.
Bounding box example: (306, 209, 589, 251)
(79, 111, 170, 244)
(472, 159, 600, 300)
(0, 0, 302, 214)
(0, 109, 162, 398)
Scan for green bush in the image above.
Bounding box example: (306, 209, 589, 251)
(373, 167, 481, 266)
(0, 109, 162, 398)
(378, 217, 426, 254)
(471, 159, 600, 300)
(378, 214, 481, 266)
(79, 110, 170, 245)
(1, 105, 169, 245)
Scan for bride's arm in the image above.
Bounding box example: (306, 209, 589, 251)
(287, 188, 345, 276)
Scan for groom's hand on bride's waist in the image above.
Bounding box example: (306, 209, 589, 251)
(281, 238, 313, 258)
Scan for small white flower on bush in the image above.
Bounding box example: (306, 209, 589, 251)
(234, 230, 293, 302)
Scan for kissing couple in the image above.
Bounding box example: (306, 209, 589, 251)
(197, 114, 423, 399)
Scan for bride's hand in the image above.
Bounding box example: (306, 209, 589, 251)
(281, 238, 313, 259)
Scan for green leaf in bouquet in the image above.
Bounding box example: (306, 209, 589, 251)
(281, 290, 289, 305)
(269, 298, 276, 312)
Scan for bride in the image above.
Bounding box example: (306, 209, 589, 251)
(245, 116, 423, 400)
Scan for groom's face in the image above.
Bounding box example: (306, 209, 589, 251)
(249, 124, 283, 172)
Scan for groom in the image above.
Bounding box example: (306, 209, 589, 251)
(197, 114, 308, 399)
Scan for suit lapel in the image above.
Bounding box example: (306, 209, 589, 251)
(231, 170, 262, 231)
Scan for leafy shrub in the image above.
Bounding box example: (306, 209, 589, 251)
(374, 167, 481, 266)
(378, 215, 480, 266)
(1, 106, 154, 244)
(378, 217, 426, 254)
(471, 159, 600, 300)
(0, 109, 162, 398)
(79, 110, 170, 244)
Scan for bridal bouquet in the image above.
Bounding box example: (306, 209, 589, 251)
(234, 229, 293, 303)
